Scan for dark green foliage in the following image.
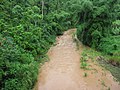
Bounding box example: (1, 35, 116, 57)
(76, 0, 120, 62)
(99, 36, 120, 55)
(0, 35, 39, 90)
(0, 0, 120, 89)
(0, 0, 71, 90)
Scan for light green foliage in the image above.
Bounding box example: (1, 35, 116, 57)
(80, 53, 89, 70)
(81, 61, 88, 69)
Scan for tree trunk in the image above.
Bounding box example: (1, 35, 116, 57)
(42, 0, 44, 20)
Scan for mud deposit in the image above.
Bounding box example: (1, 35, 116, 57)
(34, 29, 120, 90)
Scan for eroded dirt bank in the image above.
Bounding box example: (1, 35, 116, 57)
(34, 29, 120, 90)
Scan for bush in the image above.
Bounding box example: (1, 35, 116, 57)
(76, 0, 120, 55)
(99, 36, 120, 55)
(0, 0, 71, 89)
(0, 35, 39, 90)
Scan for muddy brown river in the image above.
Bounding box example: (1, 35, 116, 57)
(34, 29, 120, 90)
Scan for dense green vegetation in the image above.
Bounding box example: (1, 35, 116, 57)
(0, 0, 120, 90)
(76, 0, 120, 63)
(0, 0, 71, 90)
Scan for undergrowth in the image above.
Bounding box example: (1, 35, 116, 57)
(81, 48, 120, 82)
(80, 53, 89, 70)
(0, 0, 120, 89)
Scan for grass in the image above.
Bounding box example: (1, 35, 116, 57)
(81, 61, 88, 69)
(98, 60, 120, 82)
(80, 53, 89, 70)
(101, 80, 106, 87)
(83, 72, 88, 77)
(108, 56, 120, 66)
(74, 32, 120, 83)
(107, 87, 111, 90)
(79, 47, 120, 82)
